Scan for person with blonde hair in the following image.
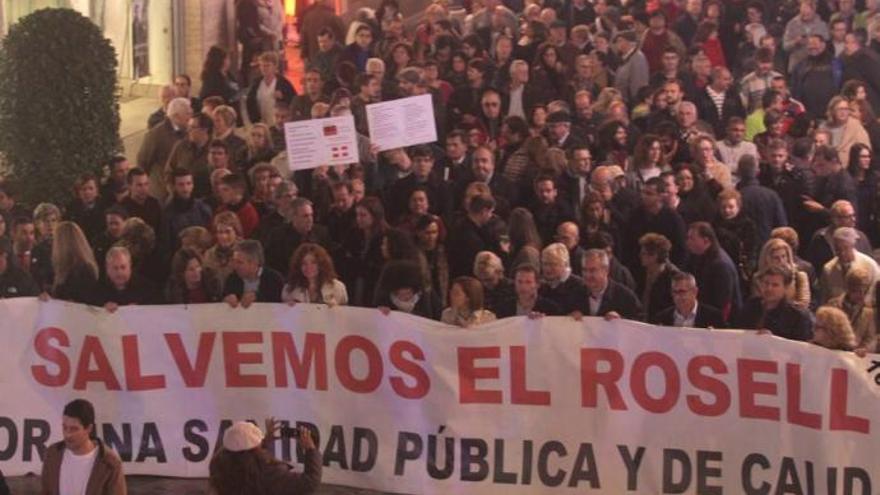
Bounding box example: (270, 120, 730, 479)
(243, 123, 277, 173)
(812, 306, 858, 351)
(753, 238, 811, 308)
(203, 212, 243, 287)
(47, 221, 99, 305)
(825, 267, 878, 353)
(819, 95, 871, 165)
(473, 250, 513, 315)
(211, 104, 247, 165)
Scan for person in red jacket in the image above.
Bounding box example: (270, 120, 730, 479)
(215, 174, 260, 238)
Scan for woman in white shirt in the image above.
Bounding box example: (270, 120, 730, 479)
(282, 243, 348, 306)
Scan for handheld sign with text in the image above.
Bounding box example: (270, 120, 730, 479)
(284, 115, 360, 171)
(366, 94, 438, 151)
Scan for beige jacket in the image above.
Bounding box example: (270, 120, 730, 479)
(41, 440, 126, 495)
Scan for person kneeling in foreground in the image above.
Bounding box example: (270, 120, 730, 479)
(210, 421, 321, 495)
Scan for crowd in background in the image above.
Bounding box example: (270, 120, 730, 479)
(1, 0, 880, 356)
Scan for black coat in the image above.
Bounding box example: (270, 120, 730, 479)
(484, 278, 515, 316)
(222, 267, 285, 303)
(95, 276, 162, 306)
(264, 224, 332, 275)
(0, 265, 39, 298)
(374, 290, 442, 320)
(495, 295, 562, 318)
(685, 249, 742, 321)
(578, 279, 645, 321)
(539, 275, 588, 315)
(651, 302, 725, 328)
(53, 265, 101, 305)
(245, 75, 297, 124)
(635, 264, 679, 322)
(734, 298, 813, 341)
(842, 49, 880, 114)
(694, 87, 746, 138)
(737, 177, 788, 245)
(623, 205, 688, 271)
(65, 199, 105, 244)
(446, 217, 498, 279)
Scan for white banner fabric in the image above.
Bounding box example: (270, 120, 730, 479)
(1, 298, 878, 494)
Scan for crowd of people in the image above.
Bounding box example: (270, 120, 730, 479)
(2, 0, 880, 359)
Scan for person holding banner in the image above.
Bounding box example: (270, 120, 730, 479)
(574, 248, 644, 321)
(652, 271, 726, 328)
(496, 263, 562, 318)
(442, 276, 497, 327)
(222, 240, 284, 306)
(41, 399, 126, 495)
(735, 265, 814, 341)
(282, 243, 348, 306)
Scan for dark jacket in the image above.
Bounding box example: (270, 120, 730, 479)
(165, 268, 223, 304)
(685, 248, 742, 322)
(264, 224, 332, 275)
(842, 48, 880, 113)
(65, 199, 106, 244)
(373, 290, 442, 320)
(540, 274, 588, 315)
(737, 177, 788, 245)
(53, 265, 101, 305)
(245, 75, 297, 124)
(121, 196, 162, 234)
(734, 297, 814, 341)
(41, 439, 125, 495)
(623, 205, 688, 270)
(791, 52, 839, 119)
(446, 217, 497, 279)
(578, 279, 645, 321)
(222, 267, 285, 303)
(95, 276, 162, 306)
(0, 264, 39, 298)
(0, 470, 8, 495)
(495, 295, 562, 318)
(694, 86, 747, 138)
(159, 197, 213, 255)
(636, 263, 679, 322)
(651, 303, 726, 328)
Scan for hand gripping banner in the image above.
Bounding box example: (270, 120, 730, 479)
(1, 298, 878, 494)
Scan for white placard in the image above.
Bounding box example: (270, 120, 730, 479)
(284, 115, 360, 171)
(366, 94, 438, 151)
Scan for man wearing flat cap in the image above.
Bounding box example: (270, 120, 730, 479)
(546, 111, 586, 151)
(613, 30, 649, 103)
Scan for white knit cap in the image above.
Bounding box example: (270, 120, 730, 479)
(223, 421, 264, 452)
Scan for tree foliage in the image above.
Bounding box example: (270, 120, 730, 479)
(0, 8, 120, 205)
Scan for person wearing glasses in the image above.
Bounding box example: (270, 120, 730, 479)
(819, 96, 872, 165)
(804, 200, 874, 276)
(651, 272, 725, 328)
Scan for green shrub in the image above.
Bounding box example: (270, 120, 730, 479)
(0, 8, 120, 205)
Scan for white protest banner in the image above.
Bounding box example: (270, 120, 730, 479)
(284, 115, 360, 171)
(366, 94, 438, 151)
(1, 298, 878, 494)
